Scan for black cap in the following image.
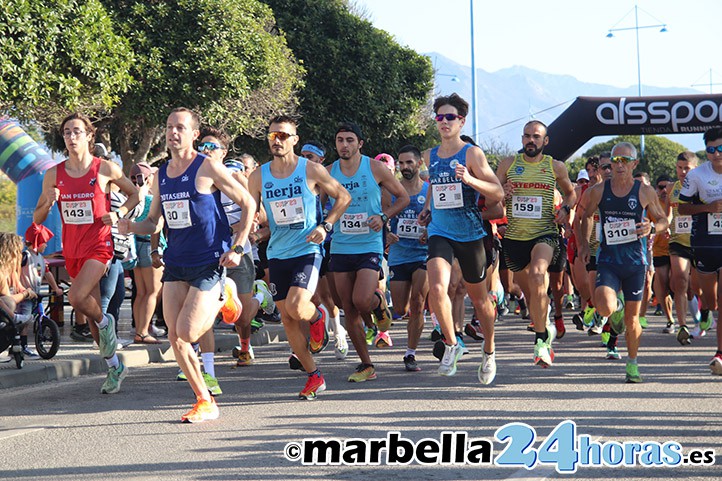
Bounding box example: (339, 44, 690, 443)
(335, 121, 364, 141)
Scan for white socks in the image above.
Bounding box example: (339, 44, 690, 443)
(201, 352, 215, 378)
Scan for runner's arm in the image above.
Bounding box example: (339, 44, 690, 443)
(553, 160, 577, 224)
(462, 146, 504, 203)
(33, 167, 58, 225)
(371, 161, 409, 231)
(119, 175, 163, 236)
(577, 183, 603, 265)
(642, 184, 669, 236)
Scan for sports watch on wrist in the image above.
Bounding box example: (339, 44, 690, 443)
(380, 213, 389, 224)
(232, 244, 244, 254)
(322, 221, 333, 233)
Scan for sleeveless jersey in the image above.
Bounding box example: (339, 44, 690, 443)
(158, 154, 231, 267)
(329, 156, 383, 255)
(56, 157, 112, 259)
(389, 183, 428, 266)
(505, 154, 558, 241)
(220, 191, 252, 255)
(668, 180, 691, 247)
(679, 162, 722, 250)
(261, 157, 321, 260)
(427, 144, 486, 242)
(596, 180, 648, 266)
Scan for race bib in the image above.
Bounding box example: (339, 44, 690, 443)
(397, 217, 423, 239)
(674, 215, 692, 235)
(511, 195, 543, 219)
(269, 197, 305, 225)
(603, 219, 637, 245)
(708, 213, 722, 235)
(61, 200, 93, 225)
(340, 212, 369, 235)
(432, 183, 463, 209)
(163, 200, 192, 229)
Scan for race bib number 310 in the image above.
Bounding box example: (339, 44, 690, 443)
(62, 200, 93, 225)
(603, 219, 637, 245)
(163, 200, 192, 229)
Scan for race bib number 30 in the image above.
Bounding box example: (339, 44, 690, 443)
(674, 215, 692, 235)
(270, 197, 305, 225)
(163, 200, 192, 229)
(511, 195, 543, 219)
(603, 219, 637, 245)
(432, 183, 463, 209)
(62, 200, 93, 225)
(708, 213, 722, 235)
(340, 212, 369, 235)
(397, 217, 423, 239)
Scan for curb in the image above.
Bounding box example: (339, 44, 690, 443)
(0, 324, 287, 390)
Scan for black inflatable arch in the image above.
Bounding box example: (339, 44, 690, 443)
(545, 94, 722, 161)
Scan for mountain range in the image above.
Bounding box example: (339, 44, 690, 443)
(428, 52, 706, 156)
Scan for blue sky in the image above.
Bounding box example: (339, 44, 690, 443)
(357, 0, 722, 93)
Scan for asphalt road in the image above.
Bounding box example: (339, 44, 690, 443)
(0, 309, 720, 480)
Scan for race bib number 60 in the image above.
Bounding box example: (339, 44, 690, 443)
(674, 215, 692, 235)
(61, 200, 93, 225)
(603, 219, 637, 245)
(163, 200, 192, 229)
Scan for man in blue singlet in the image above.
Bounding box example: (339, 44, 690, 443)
(387, 145, 429, 372)
(248, 115, 351, 399)
(328, 121, 409, 383)
(418, 93, 504, 384)
(119, 107, 255, 422)
(578, 142, 668, 383)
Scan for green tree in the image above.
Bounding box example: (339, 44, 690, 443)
(99, 0, 304, 166)
(260, 0, 434, 158)
(583, 135, 687, 182)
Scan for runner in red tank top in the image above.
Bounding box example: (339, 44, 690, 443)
(34, 112, 139, 394)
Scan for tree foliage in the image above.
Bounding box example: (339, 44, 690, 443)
(100, 0, 304, 166)
(582, 135, 687, 183)
(260, 0, 434, 158)
(0, 0, 133, 129)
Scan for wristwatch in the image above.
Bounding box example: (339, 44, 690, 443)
(232, 244, 244, 254)
(322, 221, 333, 233)
(380, 213, 389, 224)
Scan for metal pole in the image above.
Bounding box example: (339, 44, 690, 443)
(635, 4, 645, 159)
(470, 0, 478, 144)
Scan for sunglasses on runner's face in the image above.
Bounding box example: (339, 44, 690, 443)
(657, 184, 668, 190)
(198, 142, 223, 152)
(611, 155, 635, 164)
(600, 164, 612, 171)
(434, 113, 464, 122)
(267, 131, 296, 142)
(705, 145, 722, 154)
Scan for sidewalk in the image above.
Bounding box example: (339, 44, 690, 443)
(0, 304, 287, 389)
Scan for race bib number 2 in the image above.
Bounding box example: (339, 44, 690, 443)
(603, 219, 637, 245)
(270, 197, 305, 225)
(432, 183, 463, 209)
(61, 200, 93, 225)
(708, 213, 722, 235)
(163, 200, 192, 229)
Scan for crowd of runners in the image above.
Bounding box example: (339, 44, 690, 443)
(1, 92, 721, 423)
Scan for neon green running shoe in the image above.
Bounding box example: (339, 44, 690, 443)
(582, 306, 596, 328)
(638, 316, 648, 329)
(625, 362, 642, 383)
(365, 325, 377, 345)
(203, 372, 222, 396)
(700, 310, 714, 331)
(98, 314, 118, 359)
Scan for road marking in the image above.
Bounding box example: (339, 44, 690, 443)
(0, 427, 44, 441)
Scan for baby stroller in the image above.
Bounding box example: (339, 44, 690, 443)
(0, 305, 24, 369)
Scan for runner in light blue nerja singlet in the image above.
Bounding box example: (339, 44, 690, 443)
(261, 157, 321, 260)
(329, 156, 383, 255)
(427, 144, 486, 242)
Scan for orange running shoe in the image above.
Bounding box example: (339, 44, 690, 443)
(309, 308, 329, 354)
(220, 278, 242, 325)
(299, 371, 326, 400)
(181, 396, 219, 423)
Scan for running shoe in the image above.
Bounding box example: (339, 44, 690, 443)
(625, 362, 642, 383)
(403, 354, 421, 372)
(609, 311, 625, 335)
(582, 306, 596, 328)
(235, 346, 255, 367)
(299, 371, 326, 400)
(700, 311, 715, 332)
(203, 372, 222, 396)
(430, 324, 443, 342)
(638, 316, 648, 329)
(606, 347, 621, 360)
(456, 334, 470, 355)
(70, 324, 94, 342)
(334, 332, 349, 360)
(181, 396, 219, 423)
(498, 299, 510, 317)
(554, 316, 565, 339)
(478, 349, 496, 385)
(533, 338, 554, 368)
(526, 320, 535, 332)
(464, 320, 484, 341)
(373, 288, 393, 332)
(150, 324, 167, 337)
(588, 314, 607, 335)
(220, 279, 242, 325)
(689, 325, 706, 339)
(432, 339, 446, 361)
(653, 305, 663, 316)
(253, 279, 276, 315)
(21, 347, 39, 359)
(98, 314, 118, 359)
(677, 325, 691, 345)
(348, 363, 376, 382)
(709, 353, 722, 376)
(100, 362, 127, 394)
(176, 369, 187, 381)
(662, 320, 676, 334)
(600, 332, 611, 347)
(564, 294, 575, 310)
(288, 353, 304, 371)
(438, 343, 464, 376)
(365, 325, 377, 345)
(520, 306, 530, 319)
(571, 312, 585, 331)
(309, 308, 329, 354)
(250, 318, 264, 333)
(374, 330, 393, 348)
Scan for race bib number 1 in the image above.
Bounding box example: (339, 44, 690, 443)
(603, 219, 637, 245)
(61, 200, 93, 225)
(397, 217, 423, 239)
(340, 212, 369, 235)
(511, 195, 543, 219)
(163, 200, 192, 229)
(432, 183, 463, 209)
(270, 197, 305, 225)
(708, 213, 722, 235)
(674, 215, 692, 235)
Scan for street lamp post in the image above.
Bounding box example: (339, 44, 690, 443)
(606, 4, 667, 160)
(470, 0, 478, 144)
